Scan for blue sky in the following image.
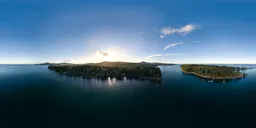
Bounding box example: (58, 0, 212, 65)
(0, 0, 256, 64)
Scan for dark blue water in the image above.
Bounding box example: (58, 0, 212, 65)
(0, 65, 256, 127)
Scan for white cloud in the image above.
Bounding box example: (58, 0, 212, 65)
(164, 42, 183, 50)
(160, 24, 199, 38)
(178, 24, 198, 35)
(145, 53, 180, 60)
(160, 35, 166, 38)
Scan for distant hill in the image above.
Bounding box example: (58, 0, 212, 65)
(35, 62, 51, 65)
(35, 62, 72, 65)
(84, 61, 175, 67)
(37, 61, 174, 67)
(144, 62, 175, 66)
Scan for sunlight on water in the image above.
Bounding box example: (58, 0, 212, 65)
(107, 77, 117, 87)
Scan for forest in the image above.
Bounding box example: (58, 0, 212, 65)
(48, 62, 163, 79)
(181, 64, 248, 79)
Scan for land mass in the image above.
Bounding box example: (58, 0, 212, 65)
(35, 62, 71, 65)
(181, 64, 248, 79)
(48, 61, 174, 80)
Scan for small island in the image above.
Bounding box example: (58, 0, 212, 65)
(48, 61, 173, 80)
(35, 62, 71, 65)
(181, 64, 248, 80)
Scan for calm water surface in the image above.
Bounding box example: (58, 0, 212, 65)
(0, 64, 256, 127)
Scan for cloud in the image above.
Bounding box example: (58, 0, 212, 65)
(160, 35, 166, 38)
(145, 53, 180, 60)
(179, 24, 198, 35)
(97, 50, 109, 56)
(160, 24, 199, 38)
(164, 42, 183, 50)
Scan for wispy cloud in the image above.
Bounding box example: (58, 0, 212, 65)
(164, 42, 183, 50)
(145, 53, 180, 60)
(160, 24, 199, 38)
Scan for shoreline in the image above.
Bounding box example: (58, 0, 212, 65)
(48, 62, 163, 81)
(181, 70, 247, 80)
(57, 72, 161, 80)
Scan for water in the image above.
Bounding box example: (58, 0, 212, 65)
(0, 64, 256, 127)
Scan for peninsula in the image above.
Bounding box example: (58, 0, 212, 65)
(48, 61, 173, 80)
(181, 64, 248, 79)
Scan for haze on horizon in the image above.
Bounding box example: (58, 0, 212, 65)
(0, 0, 256, 64)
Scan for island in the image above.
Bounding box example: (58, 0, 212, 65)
(181, 64, 248, 80)
(48, 61, 174, 80)
(35, 62, 51, 65)
(35, 62, 71, 65)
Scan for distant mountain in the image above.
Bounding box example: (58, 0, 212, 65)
(140, 61, 175, 66)
(35, 62, 52, 65)
(36, 61, 174, 66)
(35, 62, 72, 65)
(84, 61, 175, 67)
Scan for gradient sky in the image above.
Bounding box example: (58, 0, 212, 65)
(0, 0, 256, 64)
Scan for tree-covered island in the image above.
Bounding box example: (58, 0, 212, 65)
(35, 62, 71, 65)
(181, 64, 248, 79)
(48, 61, 173, 80)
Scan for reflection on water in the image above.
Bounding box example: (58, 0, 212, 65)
(95, 79, 103, 86)
(107, 77, 117, 87)
(182, 72, 247, 84)
(56, 73, 162, 89)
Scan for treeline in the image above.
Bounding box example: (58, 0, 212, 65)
(181, 64, 247, 78)
(48, 64, 162, 79)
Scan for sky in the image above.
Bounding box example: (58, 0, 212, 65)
(0, 0, 256, 64)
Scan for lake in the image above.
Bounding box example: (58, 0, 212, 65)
(0, 64, 256, 127)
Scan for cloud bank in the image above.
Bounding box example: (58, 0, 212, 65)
(160, 24, 199, 38)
